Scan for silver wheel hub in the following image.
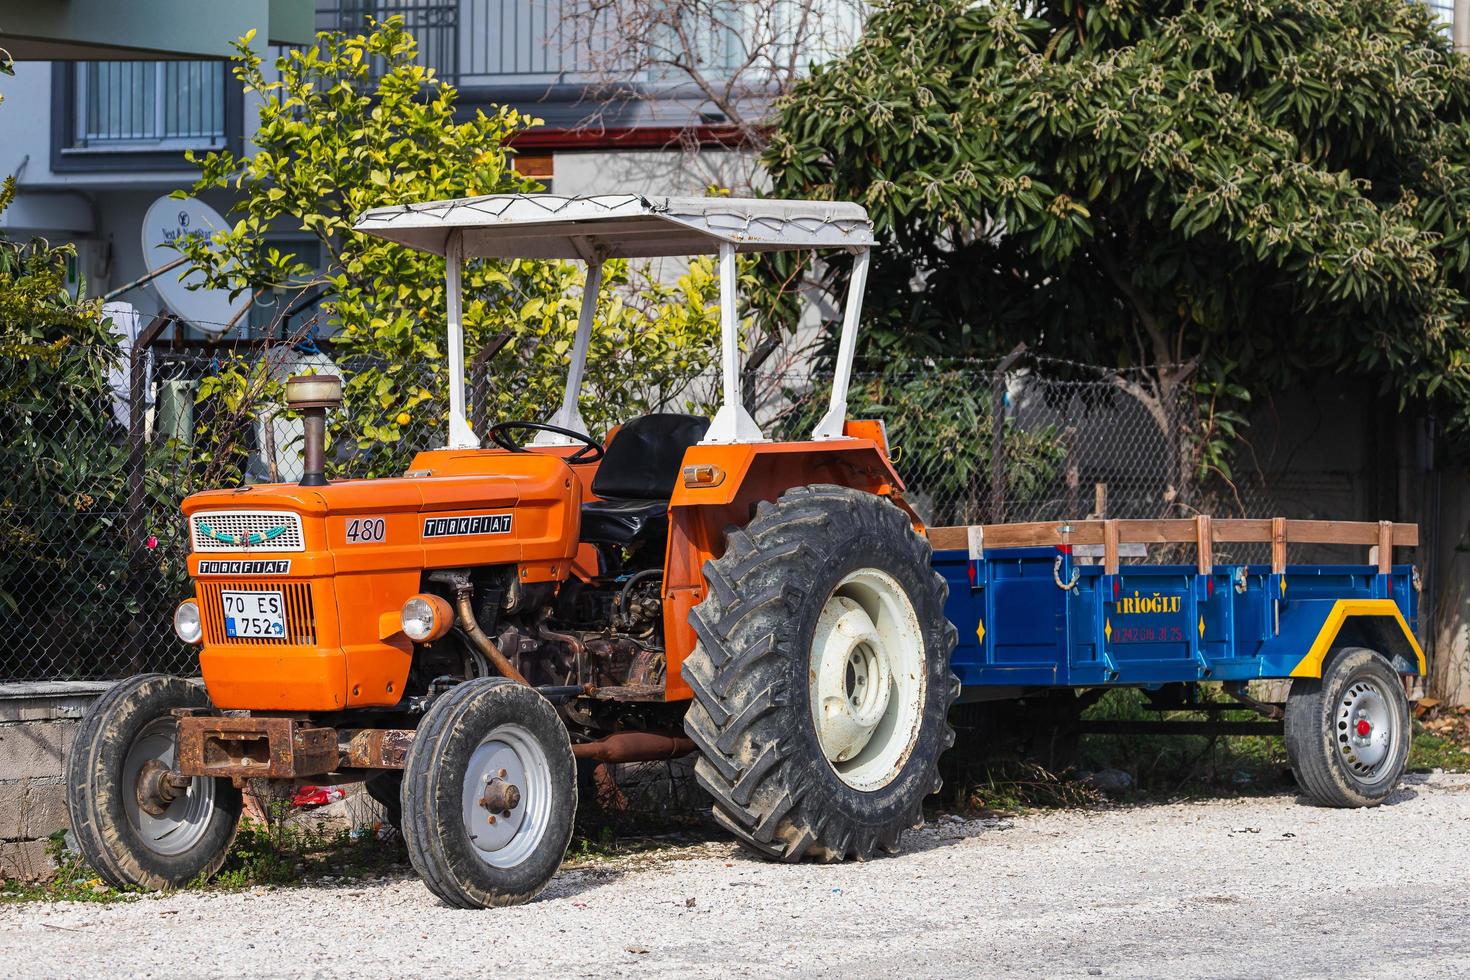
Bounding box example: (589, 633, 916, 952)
(1338, 678, 1395, 778)
(808, 568, 927, 792)
(461, 724, 552, 868)
(122, 718, 214, 856)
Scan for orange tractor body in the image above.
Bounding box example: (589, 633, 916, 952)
(185, 425, 905, 711)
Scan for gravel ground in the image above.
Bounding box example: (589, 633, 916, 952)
(5, 772, 1470, 979)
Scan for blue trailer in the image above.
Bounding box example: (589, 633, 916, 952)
(927, 516, 1423, 807)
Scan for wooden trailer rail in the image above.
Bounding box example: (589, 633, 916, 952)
(927, 518, 1418, 576)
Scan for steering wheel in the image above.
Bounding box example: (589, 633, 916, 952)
(486, 421, 605, 464)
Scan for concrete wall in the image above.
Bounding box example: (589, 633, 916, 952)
(0, 681, 391, 882)
(550, 147, 762, 198)
(0, 683, 110, 880)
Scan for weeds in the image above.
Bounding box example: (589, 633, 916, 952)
(0, 803, 406, 905)
(205, 802, 403, 890)
(943, 684, 1470, 817)
(0, 832, 137, 905)
(1075, 688, 1291, 799)
(955, 760, 1106, 814)
(1407, 700, 1470, 772)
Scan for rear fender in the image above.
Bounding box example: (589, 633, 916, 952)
(661, 437, 910, 701)
(1290, 600, 1426, 678)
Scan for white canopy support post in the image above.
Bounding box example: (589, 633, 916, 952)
(811, 246, 871, 441)
(702, 241, 765, 444)
(533, 258, 601, 446)
(445, 230, 478, 449)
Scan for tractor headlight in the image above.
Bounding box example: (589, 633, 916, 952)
(173, 600, 203, 645)
(402, 594, 452, 643)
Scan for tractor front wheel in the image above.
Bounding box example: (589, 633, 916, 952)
(683, 484, 959, 862)
(65, 674, 242, 889)
(1284, 647, 1411, 807)
(401, 678, 576, 908)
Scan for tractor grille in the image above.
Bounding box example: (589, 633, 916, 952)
(196, 580, 317, 646)
(190, 511, 305, 552)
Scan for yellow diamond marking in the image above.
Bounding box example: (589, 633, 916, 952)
(1198, 615, 1206, 638)
(976, 619, 986, 644)
(1104, 618, 1112, 642)
(1280, 578, 1287, 595)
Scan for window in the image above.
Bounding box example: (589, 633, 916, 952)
(71, 61, 227, 151)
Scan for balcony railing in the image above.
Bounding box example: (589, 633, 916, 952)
(316, 0, 865, 90)
(70, 61, 228, 150)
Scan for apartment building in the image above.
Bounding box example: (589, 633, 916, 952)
(0, 0, 861, 338)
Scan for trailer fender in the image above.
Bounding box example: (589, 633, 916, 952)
(1289, 600, 1425, 678)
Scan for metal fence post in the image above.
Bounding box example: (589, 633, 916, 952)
(126, 314, 174, 570)
(988, 347, 1026, 523)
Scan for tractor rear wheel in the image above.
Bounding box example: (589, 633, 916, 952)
(682, 484, 959, 862)
(1284, 647, 1411, 807)
(401, 678, 576, 908)
(65, 674, 242, 889)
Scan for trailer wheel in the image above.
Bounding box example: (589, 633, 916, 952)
(683, 484, 959, 862)
(65, 674, 242, 889)
(1284, 647, 1411, 807)
(401, 678, 576, 908)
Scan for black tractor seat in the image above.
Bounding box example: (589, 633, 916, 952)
(579, 498, 670, 546)
(579, 413, 709, 548)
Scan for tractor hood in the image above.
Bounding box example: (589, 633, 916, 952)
(181, 449, 583, 712)
(181, 450, 581, 577)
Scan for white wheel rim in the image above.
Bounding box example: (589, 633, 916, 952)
(808, 568, 927, 791)
(121, 718, 215, 856)
(1338, 676, 1399, 781)
(460, 723, 553, 869)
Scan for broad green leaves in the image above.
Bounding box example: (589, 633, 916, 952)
(767, 0, 1470, 467)
(176, 18, 719, 477)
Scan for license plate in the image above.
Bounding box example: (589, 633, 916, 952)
(222, 590, 286, 639)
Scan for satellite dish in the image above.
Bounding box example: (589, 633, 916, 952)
(141, 196, 249, 334)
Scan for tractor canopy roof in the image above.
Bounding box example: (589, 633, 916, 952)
(352, 193, 874, 260)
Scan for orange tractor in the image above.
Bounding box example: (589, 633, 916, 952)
(66, 194, 958, 907)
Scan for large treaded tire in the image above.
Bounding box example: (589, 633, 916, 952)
(401, 678, 576, 908)
(682, 484, 959, 862)
(65, 674, 242, 889)
(1284, 647, 1411, 808)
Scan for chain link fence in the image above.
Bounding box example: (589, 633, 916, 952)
(1, 337, 1271, 683)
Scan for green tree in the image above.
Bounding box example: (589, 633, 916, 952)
(0, 49, 188, 676)
(176, 19, 719, 476)
(765, 0, 1470, 507)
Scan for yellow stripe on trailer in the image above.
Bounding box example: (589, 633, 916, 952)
(1289, 599, 1425, 677)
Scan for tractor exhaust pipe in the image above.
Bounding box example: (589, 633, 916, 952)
(453, 586, 530, 685)
(571, 732, 695, 764)
(284, 375, 342, 488)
